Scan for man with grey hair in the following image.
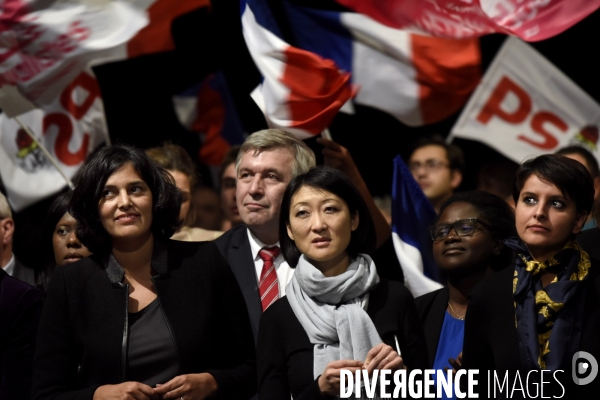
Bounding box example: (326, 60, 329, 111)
(0, 192, 35, 286)
(215, 129, 316, 341)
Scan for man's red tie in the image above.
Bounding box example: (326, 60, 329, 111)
(258, 246, 281, 311)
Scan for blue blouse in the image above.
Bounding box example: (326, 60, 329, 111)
(432, 310, 465, 400)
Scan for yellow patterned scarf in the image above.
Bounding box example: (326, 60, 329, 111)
(508, 238, 590, 371)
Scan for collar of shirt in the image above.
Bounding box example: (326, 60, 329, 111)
(246, 228, 294, 296)
(2, 253, 16, 276)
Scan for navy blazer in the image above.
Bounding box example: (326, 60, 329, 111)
(0, 268, 42, 399)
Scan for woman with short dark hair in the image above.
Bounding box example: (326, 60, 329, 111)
(33, 144, 256, 400)
(461, 154, 600, 397)
(258, 166, 427, 399)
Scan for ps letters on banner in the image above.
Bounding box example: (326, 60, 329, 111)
(450, 37, 600, 164)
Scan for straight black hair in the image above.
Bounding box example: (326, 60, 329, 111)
(279, 166, 376, 267)
(512, 154, 594, 215)
(70, 144, 182, 254)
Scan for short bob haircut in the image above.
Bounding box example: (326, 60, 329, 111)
(70, 144, 182, 254)
(279, 166, 376, 267)
(437, 191, 516, 270)
(512, 154, 594, 215)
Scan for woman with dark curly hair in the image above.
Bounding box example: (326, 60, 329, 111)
(461, 154, 600, 397)
(32, 144, 256, 400)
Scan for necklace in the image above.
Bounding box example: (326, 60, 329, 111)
(447, 301, 465, 320)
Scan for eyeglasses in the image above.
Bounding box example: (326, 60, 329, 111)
(408, 159, 449, 173)
(428, 218, 490, 241)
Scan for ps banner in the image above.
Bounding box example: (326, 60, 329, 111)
(0, 70, 107, 211)
(449, 37, 600, 164)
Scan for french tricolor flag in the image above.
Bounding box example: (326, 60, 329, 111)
(243, 0, 481, 133)
(242, 0, 356, 138)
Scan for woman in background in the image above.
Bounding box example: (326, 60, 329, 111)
(258, 166, 427, 399)
(38, 192, 92, 292)
(146, 142, 222, 241)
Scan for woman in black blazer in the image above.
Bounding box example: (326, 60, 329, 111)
(461, 155, 600, 398)
(257, 166, 428, 399)
(33, 145, 256, 400)
(415, 191, 515, 373)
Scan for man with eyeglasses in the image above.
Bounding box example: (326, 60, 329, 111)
(408, 135, 465, 213)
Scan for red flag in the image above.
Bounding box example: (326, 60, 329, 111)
(336, 0, 600, 42)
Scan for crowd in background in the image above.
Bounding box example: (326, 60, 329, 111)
(1, 128, 600, 399)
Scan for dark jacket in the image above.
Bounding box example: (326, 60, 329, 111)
(415, 286, 450, 368)
(461, 258, 600, 398)
(0, 268, 42, 399)
(257, 279, 429, 400)
(214, 224, 262, 342)
(13, 257, 36, 287)
(32, 240, 256, 400)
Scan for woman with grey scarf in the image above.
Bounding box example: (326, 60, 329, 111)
(257, 166, 428, 399)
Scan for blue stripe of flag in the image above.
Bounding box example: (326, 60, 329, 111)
(391, 155, 440, 282)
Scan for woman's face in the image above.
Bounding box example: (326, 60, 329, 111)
(52, 212, 92, 266)
(515, 174, 587, 261)
(98, 163, 153, 243)
(287, 186, 358, 276)
(433, 202, 500, 274)
(167, 169, 191, 224)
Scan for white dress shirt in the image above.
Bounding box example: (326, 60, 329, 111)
(2, 253, 15, 276)
(246, 229, 295, 296)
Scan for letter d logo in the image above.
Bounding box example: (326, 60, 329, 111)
(572, 351, 598, 385)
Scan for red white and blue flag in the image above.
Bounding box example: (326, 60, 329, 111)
(172, 71, 245, 167)
(243, 0, 480, 136)
(242, 0, 356, 139)
(392, 155, 443, 297)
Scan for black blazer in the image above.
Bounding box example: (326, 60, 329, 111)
(0, 268, 42, 399)
(214, 224, 263, 342)
(257, 279, 429, 400)
(461, 259, 600, 398)
(32, 240, 256, 400)
(415, 286, 450, 368)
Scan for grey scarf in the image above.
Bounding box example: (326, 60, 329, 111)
(286, 253, 383, 381)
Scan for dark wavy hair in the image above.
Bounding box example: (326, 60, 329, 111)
(279, 166, 376, 267)
(437, 190, 516, 270)
(69, 144, 182, 254)
(512, 154, 594, 215)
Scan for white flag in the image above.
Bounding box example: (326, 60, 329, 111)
(449, 37, 600, 164)
(0, 70, 107, 211)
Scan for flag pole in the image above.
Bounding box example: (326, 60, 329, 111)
(14, 117, 74, 190)
(321, 127, 333, 140)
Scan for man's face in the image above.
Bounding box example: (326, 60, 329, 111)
(220, 163, 242, 226)
(409, 145, 460, 205)
(236, 148, 295, 235)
